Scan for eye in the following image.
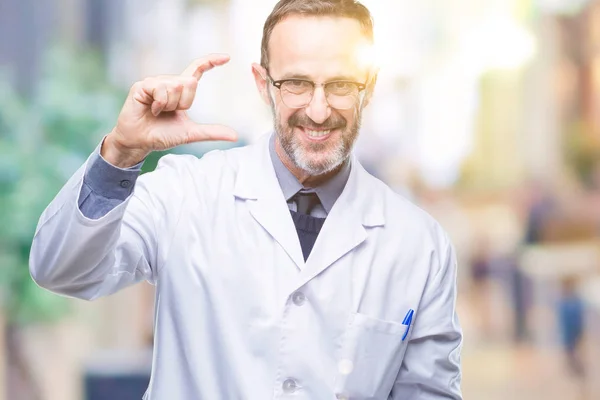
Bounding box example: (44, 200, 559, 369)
(327, 81, 358, 95)
(282, 80, 312, 94)
(289, 80, 308, 87)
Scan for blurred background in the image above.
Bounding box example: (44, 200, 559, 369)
(2, 0, 600, 399)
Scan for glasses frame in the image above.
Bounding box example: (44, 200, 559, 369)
(265, 72, 368, 110)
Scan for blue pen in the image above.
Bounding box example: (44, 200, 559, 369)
(401, 309, 414, 341)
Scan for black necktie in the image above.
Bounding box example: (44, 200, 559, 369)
(290, 192, 324, 261)
(295, 192, 320, 215)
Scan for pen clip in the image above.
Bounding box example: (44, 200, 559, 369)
(401, 309, 414, 341)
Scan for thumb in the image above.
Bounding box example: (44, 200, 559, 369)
(183, 121, 238, 144)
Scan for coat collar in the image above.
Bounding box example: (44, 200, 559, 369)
(267, 132, 351, 214)
(233, 132, 386, 280)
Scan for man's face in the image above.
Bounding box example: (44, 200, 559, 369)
(254, 15, 372, 176)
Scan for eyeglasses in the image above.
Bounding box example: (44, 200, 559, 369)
(266, 74, 367, 110)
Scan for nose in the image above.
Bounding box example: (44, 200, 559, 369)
(304, 86, 331, 124)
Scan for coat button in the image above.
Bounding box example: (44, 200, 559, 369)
(282, 378, 298, 393)
(119, 180, 131, 188)
(292, 291, 306, 306)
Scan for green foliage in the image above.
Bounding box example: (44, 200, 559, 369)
(0, 42, 243, 326)
(0, 44, 127, 325)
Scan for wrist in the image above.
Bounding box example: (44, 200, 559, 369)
(101, 132, 148, 168)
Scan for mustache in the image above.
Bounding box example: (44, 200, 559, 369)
(288, 112, 347, 130)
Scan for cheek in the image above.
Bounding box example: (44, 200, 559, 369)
(277, 107, 296, 127)
(339, 109, 356, 126)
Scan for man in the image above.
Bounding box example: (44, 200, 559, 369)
(30, 0, 463, 398)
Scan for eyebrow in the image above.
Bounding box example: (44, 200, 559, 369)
(279, 73, 360, 82)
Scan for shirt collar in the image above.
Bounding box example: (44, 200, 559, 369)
(268, 133, 351, 214)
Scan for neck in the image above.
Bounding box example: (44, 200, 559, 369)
(275, 137, 343, 188)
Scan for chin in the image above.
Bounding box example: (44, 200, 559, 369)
(294, 151, 345, 176)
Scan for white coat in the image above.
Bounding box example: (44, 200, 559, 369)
(30, 132, 463, 399)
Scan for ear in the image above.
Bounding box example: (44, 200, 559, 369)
(361, 68, 379, 109)
(252, 63, 272, 106)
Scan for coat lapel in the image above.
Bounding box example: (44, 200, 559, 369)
(293, 157, 386, 291)
(232, 134, 305, 270)
(232, 134, 387, 285)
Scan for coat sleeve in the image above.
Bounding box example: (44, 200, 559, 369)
(29, 151, 186, 301)
(78, 143, 144, 220)
(389, 232, 463, 399)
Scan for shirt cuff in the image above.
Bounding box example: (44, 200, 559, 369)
(83, 146, 145, 201)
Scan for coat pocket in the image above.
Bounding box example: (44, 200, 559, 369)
(333, 312, 412, 399)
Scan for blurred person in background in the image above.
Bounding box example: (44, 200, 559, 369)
(511, 180, 556, 344)
(468, 237, 494, 341)
(28, 0, 462, 398)
(556, 275, 585, 378)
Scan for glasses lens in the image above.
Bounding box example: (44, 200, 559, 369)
(280, 80, 313, 108)
(326, 82, 360, 96)
(326, 94, 360, 110)
(282, 80, 312, 94)
(325, 82, 360, 110)
(276, 80, 362, 109)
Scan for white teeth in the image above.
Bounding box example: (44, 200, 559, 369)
(306, 129, 331, 138)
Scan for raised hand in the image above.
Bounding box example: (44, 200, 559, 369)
(102, 53, 238, 167)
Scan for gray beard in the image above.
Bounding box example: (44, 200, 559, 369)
(270, 102, 361, 176)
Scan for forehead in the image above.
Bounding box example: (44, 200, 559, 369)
(268, 15, 369, 80)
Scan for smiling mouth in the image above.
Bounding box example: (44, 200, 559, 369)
(297, 126, 337, 141)
(306, 129, 331, 138)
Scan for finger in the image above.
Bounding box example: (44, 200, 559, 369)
(177, 77, 198, 110)
(132, 79, 155, 107)
(134, 76, 195, 111)
(150, 82, 168, 116)
(163, 80, 184, 112)
(183, 122, 238, 144)
(181, 53, 230, 80)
